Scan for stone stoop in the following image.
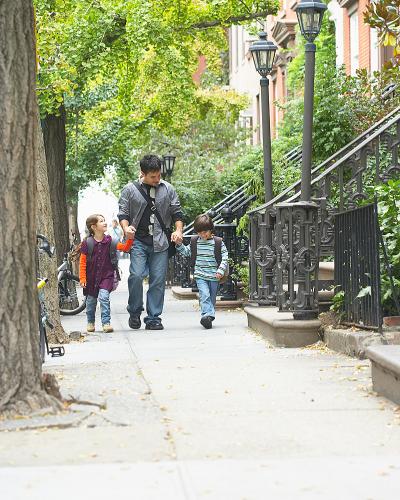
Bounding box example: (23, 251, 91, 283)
(244, 306, 321, 348)
(323, 327, 400, 359)
(171, 286, 197, 300)
(366, 345, 400, 405)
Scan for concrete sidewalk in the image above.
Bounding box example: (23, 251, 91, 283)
(1, 260, 400, 499)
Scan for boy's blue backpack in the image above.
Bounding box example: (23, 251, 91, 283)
(86, 236, 121, 290)
(190, 235, 229, 283)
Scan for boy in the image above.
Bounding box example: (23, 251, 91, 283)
(176, 214, 228, 329)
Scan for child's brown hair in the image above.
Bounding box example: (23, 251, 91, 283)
(86, 214, 104, 236)
(193, 214, 214, 233)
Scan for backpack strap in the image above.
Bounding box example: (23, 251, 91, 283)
(86, 236, 95, 259)
(213, 236, 223, 266)
(190, 236, 199, 266)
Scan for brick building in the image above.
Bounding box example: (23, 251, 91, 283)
(229, 0, 393, 143)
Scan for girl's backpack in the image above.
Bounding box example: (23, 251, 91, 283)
(190, 236, 230, 283)
(86, 236, 121, 291)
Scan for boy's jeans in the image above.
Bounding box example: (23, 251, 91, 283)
(86, 289, 111, 325)
(196, 278, 219, 319)
(128, 239, 169, 324)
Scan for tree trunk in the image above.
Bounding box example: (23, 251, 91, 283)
(0, 1, 61, 417)
(68, 201, 81, 275)
(42, 107, 70, 265)
(36, 113, 69, 344)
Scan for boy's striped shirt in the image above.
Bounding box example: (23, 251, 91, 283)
(176, 237, 229, 281)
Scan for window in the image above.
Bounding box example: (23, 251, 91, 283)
(370, 27, 379, 73)
(349, 10, 359, 76)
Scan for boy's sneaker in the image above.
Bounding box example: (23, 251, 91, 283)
(103, 324, 114, 333)
(87, 323, 95, 333)
(200, 316, 213, 329)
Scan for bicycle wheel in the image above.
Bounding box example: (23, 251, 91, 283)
(59, 274, 86, 315)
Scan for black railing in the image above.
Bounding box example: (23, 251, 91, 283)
(334, 203, 382, 330)
(248, 106, 400, 310)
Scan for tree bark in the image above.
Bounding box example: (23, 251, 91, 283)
(0, 1, 62, 417)
(42, 107, 70, 265)
(67, 200, 81, 275)
(36, 113, 69, 344)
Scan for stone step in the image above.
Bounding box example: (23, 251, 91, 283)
(244, 305, 321, 348)
(366, 345, 400, 405)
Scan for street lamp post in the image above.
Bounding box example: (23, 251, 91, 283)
(274, 1, 327, 320)
(161, 153, 176, 181)
(250, 32, 277, 203)
(293, 0, 327, 200)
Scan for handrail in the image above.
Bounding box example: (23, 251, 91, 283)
(184, 145, 303, 234)
(248, 105, 400, 215)
(285, 108, 400, 203)
(183, 182, 250, 234)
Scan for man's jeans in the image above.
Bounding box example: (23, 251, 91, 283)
(196, 279, 219, 319)
(128, 239, 169, 324)
(86, 289, 111, 325)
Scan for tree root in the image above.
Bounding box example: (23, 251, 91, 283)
(0, 374, 106, 421)
(0, 391, 63, 419)
(64, 396, 107, 410)
(47, 323, 70, 345)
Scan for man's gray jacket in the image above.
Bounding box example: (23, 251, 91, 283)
(118, 180, 183, 252)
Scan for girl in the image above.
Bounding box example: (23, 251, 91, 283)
(80, 214, 134, 333)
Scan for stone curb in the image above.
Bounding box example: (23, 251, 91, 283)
(322, 326, 384, 359)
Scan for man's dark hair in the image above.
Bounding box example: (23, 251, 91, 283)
(194, 214, 214, 233)
(140, 154, 162, 174)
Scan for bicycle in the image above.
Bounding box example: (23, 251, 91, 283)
(37, 234, 65, 362)
(58, 236, 86, 316)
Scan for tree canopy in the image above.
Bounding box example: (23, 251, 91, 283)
(34, 0, 279, 197)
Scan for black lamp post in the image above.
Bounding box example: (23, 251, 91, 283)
(273, 0, 327, 322)
(162, 154, 176, 180)
(293, 0, 327, 201)
(250, 32, 277, 203)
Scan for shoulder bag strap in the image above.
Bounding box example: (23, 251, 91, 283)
(134, 181, 169, 235)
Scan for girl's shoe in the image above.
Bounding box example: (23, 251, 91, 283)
(103, 324, 114, 333)
(87, 323, 95, 333)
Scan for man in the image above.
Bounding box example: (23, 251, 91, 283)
(110, 218, 123, 242)
(118, 154, 183, 330)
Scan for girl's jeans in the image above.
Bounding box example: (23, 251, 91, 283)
(196, 279, 219, 319)
(86, 289, 111, 325)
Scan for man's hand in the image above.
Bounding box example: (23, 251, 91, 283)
(124, 225, 136, 239)
(216, 273, 223, 280)
(80, 281, 86, 288)
(171, 229, 183, 245)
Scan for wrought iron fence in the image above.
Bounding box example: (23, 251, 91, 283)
(248, 107, 400, 312)
(334, 203, 382, 330)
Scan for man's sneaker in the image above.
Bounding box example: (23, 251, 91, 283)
(129, 316, 141, 329)
(145, 321, 164, 330)
(103, 324, 114, 333)
(200, 316, 213, 329)
(87, 323, 95, 333)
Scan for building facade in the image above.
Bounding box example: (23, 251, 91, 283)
(229, 0, 391, 142)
